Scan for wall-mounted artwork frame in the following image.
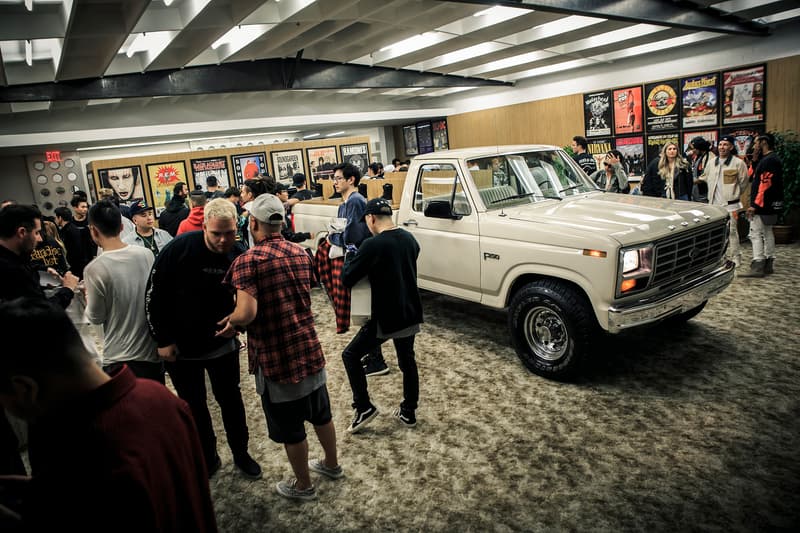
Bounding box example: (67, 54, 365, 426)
(722, 64, 766, 126)
(584, 90, 612, 137)
(612, 86, 644, 135)
(306, 146, 338, 186)
(644, 79, 680, 133)
(681, 72, 719, 129)
(339, 143, 369, 175)
(270, 149, 305, 181)
(231, 152, 267, 185)
(416, 121, 434, 154)
(403, 125, 419, 156)
(145, 161, 187, 216)
(97, 165, 146, 205)
(432, 119, 449, 151)
(190, 156, 231, 192)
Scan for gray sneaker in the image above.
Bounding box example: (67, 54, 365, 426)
(276, 479, 317, 501)
(309, 459, 344, 480)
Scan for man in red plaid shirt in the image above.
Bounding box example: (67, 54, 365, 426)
(223, 193, 342, 502)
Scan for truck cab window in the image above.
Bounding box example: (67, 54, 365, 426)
(414, 163, 471, 216)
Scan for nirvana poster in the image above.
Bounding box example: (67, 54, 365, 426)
(644, 79, 680, 133)
(721, 125, 764, 158)
(612, 86, 643, 135)
(681, 73, 719, 129)
(723, 64, 765, 125)
(614, 136, 645, 177)
(583, 90, 612, 137)
(190, 157, 230, 192)
(646, 133, 680, 165)
(432, 119, 449, 150)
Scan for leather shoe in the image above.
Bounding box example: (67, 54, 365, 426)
(234, 452, 262, 480)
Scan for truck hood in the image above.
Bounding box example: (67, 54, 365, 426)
(501, 192, 729, 246)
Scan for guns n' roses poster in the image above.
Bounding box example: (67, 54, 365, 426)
(615, 136, 645, 177)
(646, 133, 680, 165)
(721, 125, 764, 158)
(613, 86, 643, 135)
(645, 79, 680, 133)
(681, 73, 719, 128)
(583, 90, 612, 137)
(723, 64, 765, 125)
(145, 161, 187, 216)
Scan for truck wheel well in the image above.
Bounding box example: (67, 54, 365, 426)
(507, 275, 590, 309)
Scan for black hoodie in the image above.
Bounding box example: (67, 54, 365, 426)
(158, 196, 189, 237)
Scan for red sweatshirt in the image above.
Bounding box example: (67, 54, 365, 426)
(177, 206, 205, 235)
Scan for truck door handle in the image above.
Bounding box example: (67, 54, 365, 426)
(403, 219, 418, 226)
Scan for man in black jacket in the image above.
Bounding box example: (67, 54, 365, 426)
(60, 195, 97, 278)
(158, 182, 189, 237)
(146, 198, 261, 480)
(0, 204, 79, 476)
(341, 198, 423, 433)
(741, 133, 784, 278)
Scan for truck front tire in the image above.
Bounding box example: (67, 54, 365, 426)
(508, 280, 597, 380)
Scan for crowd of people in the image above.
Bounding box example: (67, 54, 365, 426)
(0, 132, 786, 526)
(0, 164, 423, 529)
(570, 133, 784, 275)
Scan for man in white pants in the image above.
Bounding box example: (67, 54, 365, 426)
(697, 135, 749, 267)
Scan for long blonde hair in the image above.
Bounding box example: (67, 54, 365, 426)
(657, 142, 688, 181)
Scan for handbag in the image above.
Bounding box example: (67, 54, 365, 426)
(350, 277, 371, 326)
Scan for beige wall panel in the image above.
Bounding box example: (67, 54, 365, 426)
(766, 55, 800, 133)
(448, 109, 499, 148)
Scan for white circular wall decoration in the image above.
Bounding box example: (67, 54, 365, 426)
(33, 161, 45, 171)
(36, 175, 48, 184)
(52, 173, 63, 183)
(67, 172, 78, 181)
(64, 159, 75, 168)
(49, 161, 60, 169)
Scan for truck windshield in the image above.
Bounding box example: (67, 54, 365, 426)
(466, 150, 599, 210)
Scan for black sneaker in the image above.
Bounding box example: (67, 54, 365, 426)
(207, 454, 222, 479)
(393, 408, 416, 428)
(347, 405, 378, 434)
(363, 356, 389, 377)
(233, 452, 263, 480)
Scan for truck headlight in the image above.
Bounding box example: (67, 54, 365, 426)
(622, 250, 639, 273)
(617, 244, 654, 296)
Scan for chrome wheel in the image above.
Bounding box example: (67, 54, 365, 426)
(523, 305, 568, 361)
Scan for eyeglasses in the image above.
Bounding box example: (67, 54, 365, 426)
(333, 176, 346, 181)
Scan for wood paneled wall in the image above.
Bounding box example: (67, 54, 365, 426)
(766, 55, 800, 133)
(445, 55, 800, 151)
(87, 136, 370, 209)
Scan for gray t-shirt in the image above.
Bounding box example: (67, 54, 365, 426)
(83, 245, 158, 363)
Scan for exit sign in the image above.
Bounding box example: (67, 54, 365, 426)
(45, 150, 61, 162)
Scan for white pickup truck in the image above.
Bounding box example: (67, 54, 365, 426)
(293, 145, 735, 379)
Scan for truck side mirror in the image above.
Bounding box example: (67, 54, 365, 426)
(424, 200, 462, 220)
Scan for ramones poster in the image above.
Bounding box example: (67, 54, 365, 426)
(646, 133, 679, 165)
(681, 73, 719, 129)
(583, 90, 612, 137)
(645, 79, 680, 133)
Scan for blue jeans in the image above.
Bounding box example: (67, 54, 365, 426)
(342, 319, 418, 412)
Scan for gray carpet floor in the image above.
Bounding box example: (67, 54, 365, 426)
(199, 243, 800, 532)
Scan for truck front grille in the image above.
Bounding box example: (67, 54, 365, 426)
(652, 221, 728, 286)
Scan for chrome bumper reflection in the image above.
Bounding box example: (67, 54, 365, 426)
(607, 260, 735, 333)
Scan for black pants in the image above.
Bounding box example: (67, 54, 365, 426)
(342, 319, 418, 412)
(166, 350, 249, 468)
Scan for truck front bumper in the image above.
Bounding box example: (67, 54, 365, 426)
(607, 260, 735, 333)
